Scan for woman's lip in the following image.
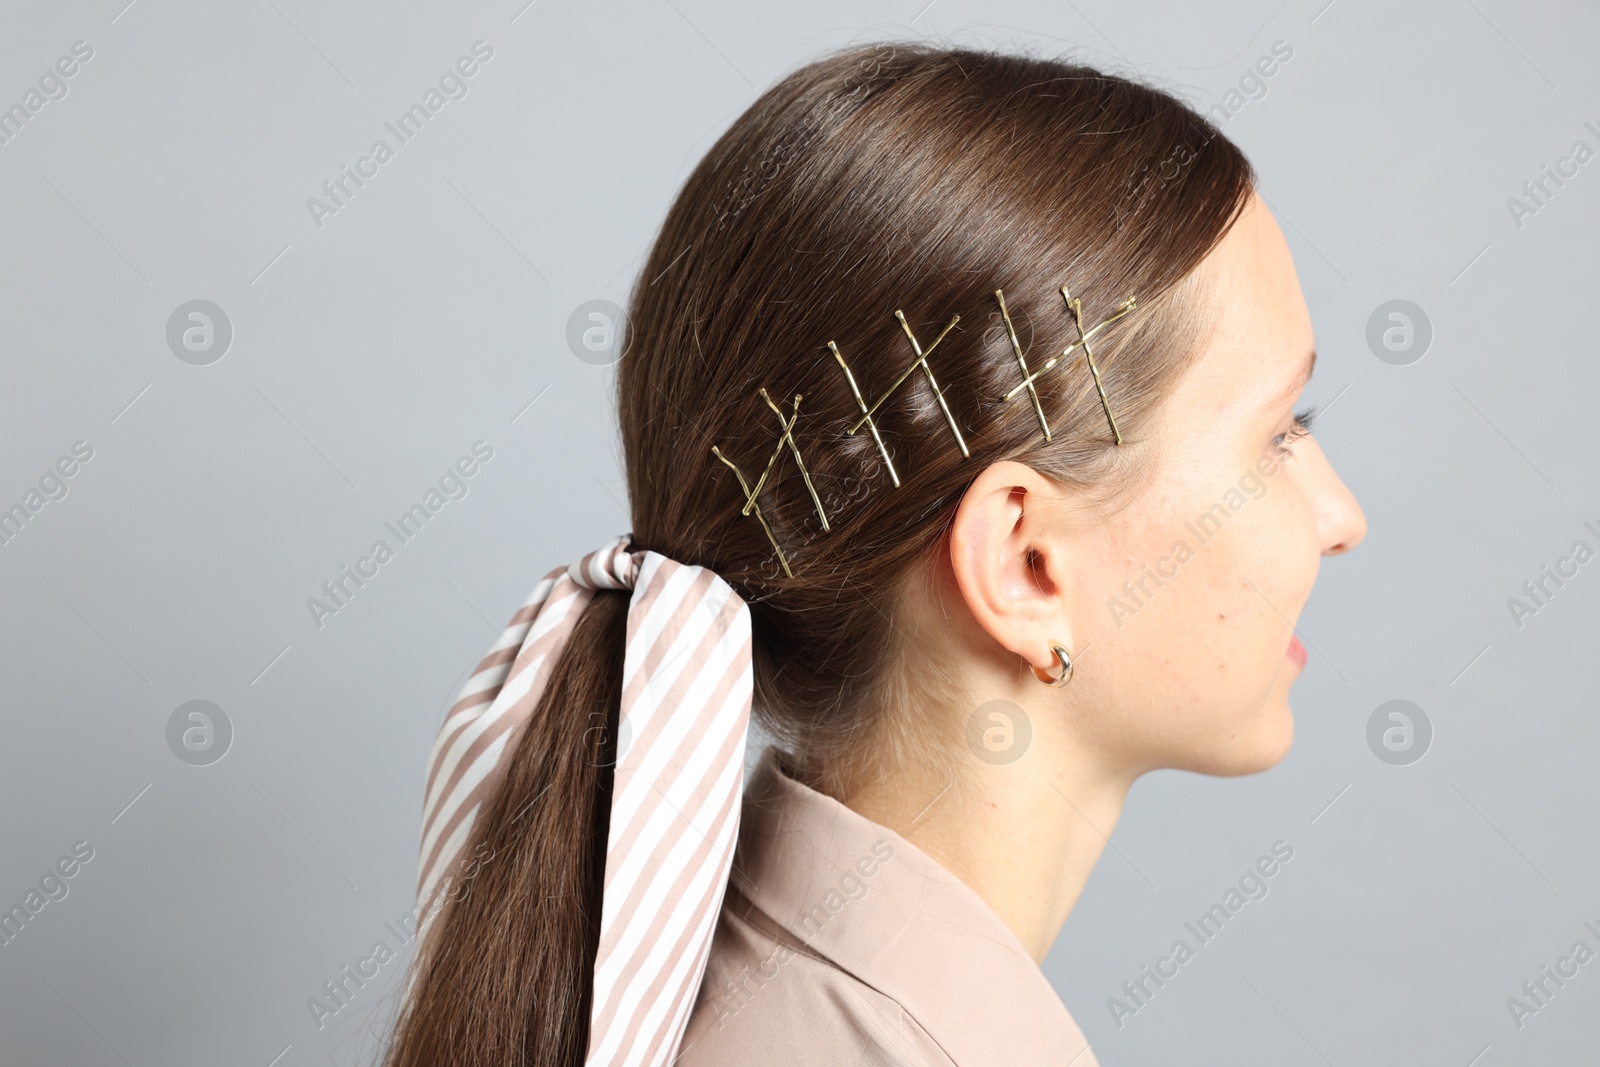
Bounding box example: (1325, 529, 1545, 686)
(1287, 634, 1307, 670)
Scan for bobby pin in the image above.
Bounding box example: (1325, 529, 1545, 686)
(830, 308, 970, 489)
(709, 388, 830, 578)
(997, 286, 1136, 444)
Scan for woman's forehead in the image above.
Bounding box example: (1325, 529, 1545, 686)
(1176, 198, 1313, 416)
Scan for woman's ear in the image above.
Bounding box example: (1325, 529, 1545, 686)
(946, 460, 1077, 673)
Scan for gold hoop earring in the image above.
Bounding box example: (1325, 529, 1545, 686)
(1030, 641, 1074, 688)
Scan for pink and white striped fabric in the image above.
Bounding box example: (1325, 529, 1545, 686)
(414, 534, 754, 1067)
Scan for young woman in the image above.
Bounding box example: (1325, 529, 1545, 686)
(386, 41, 1366, 1067)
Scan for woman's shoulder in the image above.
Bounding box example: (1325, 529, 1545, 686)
(674, 892, 951, 1067)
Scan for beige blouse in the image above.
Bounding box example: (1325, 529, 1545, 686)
(676, 747, 1100, 1066)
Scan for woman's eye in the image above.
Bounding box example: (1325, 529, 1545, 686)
(1272, 405, 1318, 456)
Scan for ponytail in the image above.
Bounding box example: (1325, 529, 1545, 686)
(385, 589, 628, 1067)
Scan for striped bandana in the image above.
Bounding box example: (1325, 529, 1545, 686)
(414, 534, 754, 1066)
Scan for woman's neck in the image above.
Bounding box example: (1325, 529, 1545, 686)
(838, 738, 1136, 963)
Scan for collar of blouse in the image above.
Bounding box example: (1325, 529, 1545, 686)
(723, 746, 1099, 1066)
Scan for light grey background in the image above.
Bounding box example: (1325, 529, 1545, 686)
(1, 0, 1596, 1063)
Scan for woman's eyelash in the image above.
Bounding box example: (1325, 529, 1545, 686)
(1273, 405, 1318, 456)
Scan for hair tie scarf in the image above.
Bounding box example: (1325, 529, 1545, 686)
(415, 534, 754, 1066)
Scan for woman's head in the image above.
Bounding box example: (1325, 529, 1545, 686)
(620, 41, 1361, 794)
(386, 40, 1365, 1066)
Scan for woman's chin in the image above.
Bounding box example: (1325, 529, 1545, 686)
(1242, 696, 1296, 773)
(1189, 697, 1296, 777)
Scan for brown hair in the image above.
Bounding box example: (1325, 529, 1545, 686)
(384, 40, 1254, 1067)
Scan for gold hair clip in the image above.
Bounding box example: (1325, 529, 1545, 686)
(709, 388, 829, 578)
(827, 307, 969, 492)
(997, 285, 1136, 443)
(711, 280, 1140, 576)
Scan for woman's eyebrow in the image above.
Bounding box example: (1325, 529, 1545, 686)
(1264, 348, 1316, 409)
